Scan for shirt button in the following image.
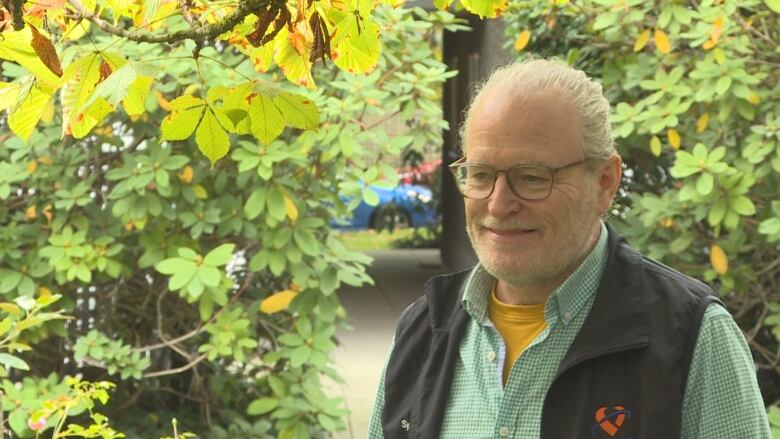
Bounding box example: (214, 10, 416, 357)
(563, 311, 572, 321)
(499, 426, 510, 437)
(487, 351, 497, 362)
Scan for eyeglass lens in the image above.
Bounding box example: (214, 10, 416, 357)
(456, 165, 552, 199)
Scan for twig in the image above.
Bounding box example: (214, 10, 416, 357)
(142, 353, 208, 378)
(66, 0, 269, 44)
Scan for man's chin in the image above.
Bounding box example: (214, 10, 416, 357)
(478, 253, 542, 281)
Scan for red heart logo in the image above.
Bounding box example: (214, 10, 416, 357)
(594, 405, 626, 437)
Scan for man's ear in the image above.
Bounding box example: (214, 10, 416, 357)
(595, 154, 622, 215)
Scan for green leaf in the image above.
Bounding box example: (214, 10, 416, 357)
(178, 247, 199, 260)
(245, 187, 267, 220)
(766, 0, 780, 13)
(61, 53, 102, 133)
(0, 271, 22, 293)
(197, 265, 222, 288)
(696, 173, 714, 195)
(0, 353, 29, 371)
(0, 318, 12, 337)
(161, 105, 205, 141)
(204, 243, 235, 266)
(247, 398, 278, 415)
(169, 94, 206, 110)
(155, 258, 185, 275)
(293, 228, 319, 256)
(196, 108, 231, 165)
(267, 186, 287, 221)
(362, 187, 380, 206)
(89, 63, 137, 107)
(317, 414, 337, 432)
(730, 196, 756, 216)
(332, 17, 381, 75)
(9, 407, 27, 435)
(290, 345, 312, 368)
(124, 76, 153, 116)
(707, 198, 727, 226)
(274, 92, 319, 130)
(249, 94, 285, 145)
(8, 82, 51, 141)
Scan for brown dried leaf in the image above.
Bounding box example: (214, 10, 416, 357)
(99, 60, 113, 82)
(248, 7, 277, 47)
(30, 25, 63, 76)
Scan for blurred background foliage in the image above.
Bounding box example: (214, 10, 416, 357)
(0, 0, 468, 436)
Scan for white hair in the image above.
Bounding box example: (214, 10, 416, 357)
(460, 58, 616, 164)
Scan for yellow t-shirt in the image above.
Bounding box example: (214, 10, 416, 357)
(488, 286, 548, 385)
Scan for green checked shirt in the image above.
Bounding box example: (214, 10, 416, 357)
(368, 223, 771, 438)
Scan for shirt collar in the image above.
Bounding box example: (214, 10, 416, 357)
(462, 221, 609, 327)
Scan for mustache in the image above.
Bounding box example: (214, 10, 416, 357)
(474, 216, 538, 230)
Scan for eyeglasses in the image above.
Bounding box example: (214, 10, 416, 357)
(448, 157, 593, 200)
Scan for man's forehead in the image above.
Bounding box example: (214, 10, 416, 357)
(472, 87, 576, 121)
(466, 88, 583, 154)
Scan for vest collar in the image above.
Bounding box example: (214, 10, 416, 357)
(555, 223, 650, 377)
(422, 224, 651, 370)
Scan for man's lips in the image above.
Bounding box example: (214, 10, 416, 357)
(482, 227, 537, 236)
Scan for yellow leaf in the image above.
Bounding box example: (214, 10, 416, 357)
(711, 17, 724, 43)
(696, 113, 709, 133)
(260, 290, 298, 314)
(155, 90, 173, 112)
(654, 29, 671, 54)
(38, 156, 53, 165)
(710, 244, 728, 274)
(42, 204, 53, 222)
(650, 136, 662, 157)
(193, 184, 208, 199)
(25, 205, 37, 220)
(27, 161, 38, 174)
(746, 92, 760, 105)
(667, 128, 681, 150)
(460, 0, 507, 18)
(178, 165, 194, 184)
(634, 29, 650, 52)
(514, 30, 531, 52)
(0, 303, 22, 316)
(37, 287, 52, 298)
(40, 98, 55, 124)
(702, 38, 716, 50)
(284, 195, 299, 221)
(713, 48, 726, 64)
(659, 218, 674, 228)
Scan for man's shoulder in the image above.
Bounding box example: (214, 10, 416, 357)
(395, 267, 474, 336)
(634, 250, 718, 301)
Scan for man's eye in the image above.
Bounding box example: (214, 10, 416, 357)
(471, 172, 493, 181)
(516, 174, 550, 184)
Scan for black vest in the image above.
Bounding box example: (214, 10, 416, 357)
(381, 225, 722, 439)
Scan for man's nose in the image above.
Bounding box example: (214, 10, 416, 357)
(487, 174, 524, 218)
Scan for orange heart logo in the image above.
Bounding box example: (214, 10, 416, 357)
(594, 405, 627, 437)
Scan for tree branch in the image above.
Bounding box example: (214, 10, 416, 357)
(66, 0, 270, 44)
(142, 353, 208, 378)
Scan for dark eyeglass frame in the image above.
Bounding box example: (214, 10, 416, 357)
(448, 156, 594, 200)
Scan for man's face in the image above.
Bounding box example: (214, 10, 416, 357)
(464, 88, 613, 292)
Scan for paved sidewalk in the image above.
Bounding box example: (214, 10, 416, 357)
(331, 249, 450, 439)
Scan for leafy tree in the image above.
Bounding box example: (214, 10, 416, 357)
(504, 0, 780, 411)
(0, 0, 483, 436)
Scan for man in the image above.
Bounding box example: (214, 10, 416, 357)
(367, 59, 770, 438)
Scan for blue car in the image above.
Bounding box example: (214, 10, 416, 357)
(333, 184, 437, 231)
